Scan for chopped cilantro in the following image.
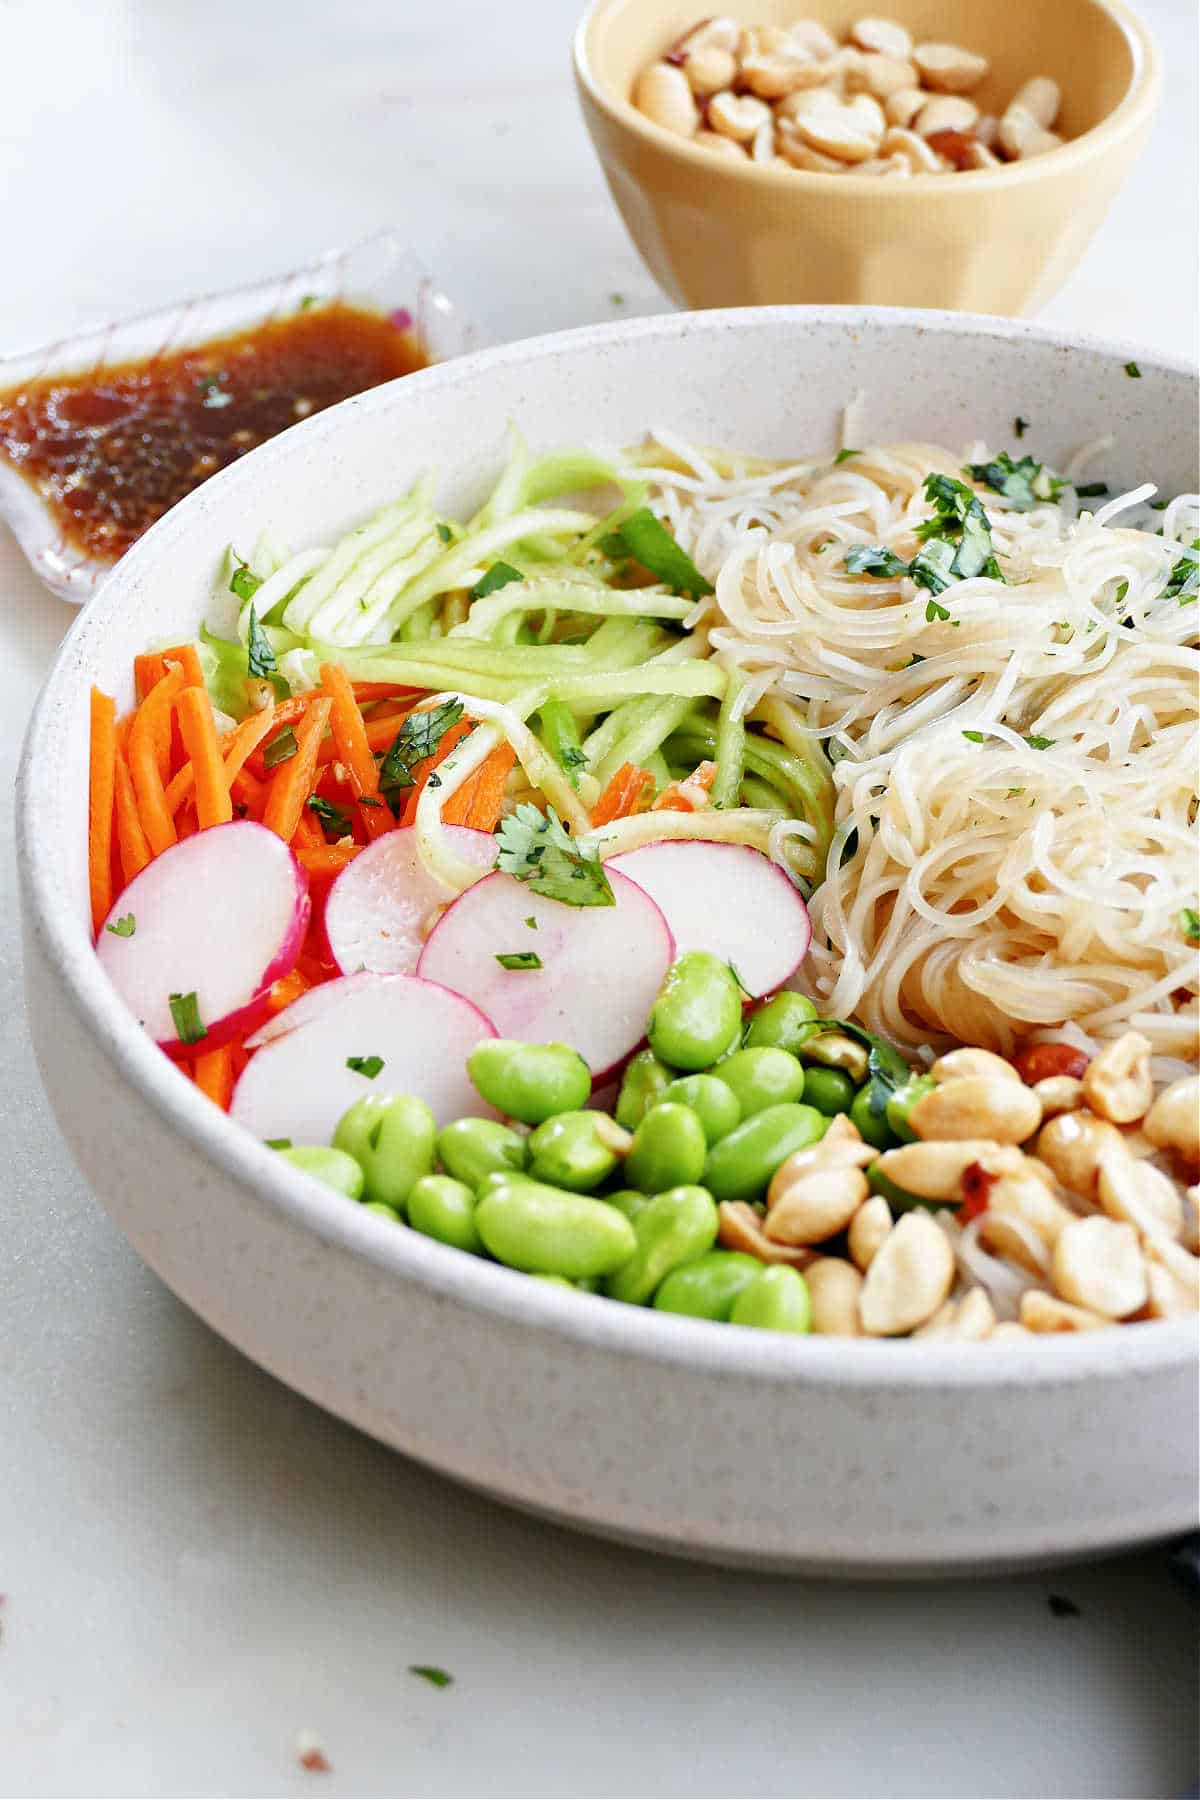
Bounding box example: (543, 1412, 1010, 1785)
(847, 474, 1002, 599)
(496, 803, 615, 908)
(358, 795, 384, 808)
(265, 1137, 293, 1149)
(966, 452, 1064, 511)
(1025, 734, 1054, 750)
(230, 556, 263, 605)
(495, 951, 543, 971)
(1162, 541, 1199, 602)
(1180, 908, 1200, 945)
(834, 447, 861, 465)
(844, 545, 909, 579)
(379, 700, 465, 811)
(346, 1055, 384, 1079)
(961, 730, 987, 744)
(435, 522, 454, 544)
(298, 295, 318, 311)
(470, 561, 524, 602)
(245, 602, 276, 678)
(1014, 416, 1029, 438)
(408, 1665, 453, 1688)
(263, 726, 298, 769)
(608, 292, 626, 306)
(524, 916, 538, 929)
(925, 597, 952, 623)
(105, 913, 136, 937)
(168, 991, 207, 1046)
(1124, 362, 1141, 378)
(603, 508, 712, 597)
(307, 795, 352, 838)
(1074, 481, 1108, 498)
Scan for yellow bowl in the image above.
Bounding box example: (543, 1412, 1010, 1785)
(574, 0, 1161, 314)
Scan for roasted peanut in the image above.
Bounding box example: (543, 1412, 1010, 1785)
(717, 1200, 814, 1267)
(634, 62, 700, 137)
(1020, 1291, 1114, 1333)
(874, 1139, 1025, 1202)
(1032, 1075, 1085, 1119)
(850, 16, 913, 59)
(1081, 1031, 1153, 1124)
(914, 95, 981, 138)
(798, 1028, 871, 1080)
(989, 1321, 1034, 1341)
(784, 89, 885, 163)
(674, 16, 741, 57)
(859, 1211, 955, 1335)
(777, 130, 846, 173)
(998, 109, 1063, 159)
(683, 45, 738, 96)
(708, 89, 773, 143)
(1097, 1151, 1184, 1241)
(914, 1287, 995, 1340)
(740, 51, 824, 99)
(979, 1173, 1075, 1272)
(1052, 1216, 1147, 1318)
(766, 1165, 869, 1245)
(1143, 1261, 1199, 1320)
(846, 53, 919, 101)
(913, 42, 989, 94)
(1036, 1110, 1126, 1197)
(884, 86, 925, 129)
(1013, 1042, 1088, 1084)
(1143, 1076, 1200, 1169)
(931, 1048, 1022, 1085)
(881, 126, 945, 174)
(909, 1076, 1042, 1145)
(848, 1193, 892, 1270)
(1008, 76, 1061, 130)
(805, 1255, 865, 1334)
(693, 128, 749, 160)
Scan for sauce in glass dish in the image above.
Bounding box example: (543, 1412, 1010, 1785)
(0, 302, 427, 562)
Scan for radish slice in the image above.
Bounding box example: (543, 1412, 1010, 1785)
(324, 825, 497, 977)
(416, 869, 673, 1080)
(244, 971, 379, 1049)
(97, 821, 309, 1057)
(609, 840, 811, 998)
(230, 974, 498, 1144)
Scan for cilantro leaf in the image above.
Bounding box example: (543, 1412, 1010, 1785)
(924, 596, 952, 622)
(169, 991, 207, 1046)
(962, 730, 987, 744)
(346, 1054, 384, 1078)
(245, 602, 277, 679)
(307, 795, 352, 838)
(604, 508, 713, 597)
(495, 951, 543, 971)
(1025, 733, 1054, 750)
(105, 913, 136, 937)
(379, 700, 466, 811)
(1180, 908, 1200, 945)
(834, 447, 861, 465)
(1124, 362, 1141, 378)
(263, 726, 298, 769)
(1014, 417, 1029, 438)
(965, 452, 1064, 512)
(265, 1138, 293, 1149)
(231, 556, 263, 605)
(435, 522, 454, 544)
(844, 545, 910, 578)
(818, 1020, 912, 1120)
(408, 1665, 453, 1689)
(524, 916, 538, 929)
(1163, 541, 1199, 602)
(496, 803, 615, 908)
(1074, 481, 1108, 499)
(470, 561, 524, 602)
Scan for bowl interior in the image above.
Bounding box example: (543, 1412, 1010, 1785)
(20, 307, 1198, 1381)
(582, 0, 1141, 147)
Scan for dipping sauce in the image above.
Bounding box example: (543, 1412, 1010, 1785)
(0, 302, 427, 562)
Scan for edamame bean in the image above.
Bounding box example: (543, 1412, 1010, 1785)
(626, 1102, 708, 1194)
(715, 1047, 805, 1116)
(662, 1074, 741, 1145)
(730, 1264, 812, 1332)
(849, 1085, 897, 1151)
(475, 1169, 539, 1200)
(702, 1103, 828, 1200)
(605, 1188, 655, 1223)
(362, 1200, 401, 1222)
(467, 1040, 592, 1124)
(604, 1185, 719, 1305)
(333, 1093, 436, 1213)
(475, 1179, 637, 1278)
(274, 1144, 365, 1200)
(437, 1117, 527, 1188)
(615, 1049, 674, 1130)
(407, 1174, 483, 1254)
(885, 1074, 937, 1144)
(652, 1250, 763, 1320)
(647, 952, 743, 1071)
(801, 1066, 858, 1117)
(527, 1111, 629, 1192)
(743, 992, 820, 1055)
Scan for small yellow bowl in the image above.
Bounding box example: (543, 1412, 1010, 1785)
(574, 0, 1160, 315)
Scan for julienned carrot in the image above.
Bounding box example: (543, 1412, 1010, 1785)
(129, 664, 186, 856)
(231, 767, 266, 817)
(263, 696, 331, 842)
(359, 709, 416, 754)
(441, 744, 517, 831)
(320, 662, 390, 840)
(295, 843, 360, 878)
(193, 1045, 234, 1111)
(397, 717, 475, 827)
(351, 681, 424, 703)
(175, 686, 233, 830)
(290, 807, 324, 851)
(88, 689, 117, 934)
(653, 759, 717, 814)
(133, 655, 172, 779)
(163, 706, 279, 816)
(267, 967, 312, 1013)
(591, 762, 656, 827)
(113, 753, 151, 884)
(159, 644, 205, 688)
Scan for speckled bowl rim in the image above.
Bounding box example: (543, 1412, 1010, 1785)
(18, 306, 1198, 1394)
(573, 0, 1162, 195)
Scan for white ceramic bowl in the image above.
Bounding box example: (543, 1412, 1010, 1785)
(17, 309, 1199, 1576)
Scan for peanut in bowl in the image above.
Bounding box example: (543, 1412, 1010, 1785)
(573, 0, 1161, 313)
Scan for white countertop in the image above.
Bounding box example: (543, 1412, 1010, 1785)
(1, 3, 1197, 1795)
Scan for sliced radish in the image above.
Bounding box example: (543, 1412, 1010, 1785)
(416, 869, 673, 1080)
(230, 973, 498, 1144)
(609, 840, 811, 998)
(97, 820, 309, 1057)
(244, 971, 379, 1049)
(324, 824, 497, 977)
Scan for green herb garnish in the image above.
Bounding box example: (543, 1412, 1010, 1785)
(263, 726, 298, 769)
(105, 913, 136, 937)
(436, 522, 454, 544)
(1014, 417, 1029, 438)
(1163, 540, 1199, 602)
(307, 795, 352, 837)
(817, 1020, 911, 1121)
(346, 1055, 385, 1079)
(1124, 362, 1141, 378)
(1074, 482, 1108, 499)
(169, 991, 207, 1046)
(844, 545, 909, 579)
(245, 602, 277, 678)
(231, 556, 263, 605)
(1180, 908, 1200, 945)
(965, 452, 1064, 511)
(470, 561, 524, 602)
(925, 597, 952, 622)
(379, 700, 466, 811)
(408, 1666, 453, 1689)
(603, 507, 713, 597)
(496, 803, 615, 908)
(495, 951, 543, 971)
(1025, 733, 1054, 750)
(609, 292, 625, 306)
(834, 447, 861, 465)
(298, 295, 318, 311)
(524, 916, 538, 929)
(961, 730, 987, 744)
(846, 474, 1003, 599)
(265, 1137, 293, 1149)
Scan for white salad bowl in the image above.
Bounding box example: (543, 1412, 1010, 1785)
(17, 308, 1199, 1575)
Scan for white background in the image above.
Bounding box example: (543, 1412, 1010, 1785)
(0, 2, 1197, 1795)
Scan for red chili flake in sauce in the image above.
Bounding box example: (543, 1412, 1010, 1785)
(960, 1160, 998, 1224)
(0, 302, 426, 563)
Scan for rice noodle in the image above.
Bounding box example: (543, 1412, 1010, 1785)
(628, 436, 1200, 1056)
